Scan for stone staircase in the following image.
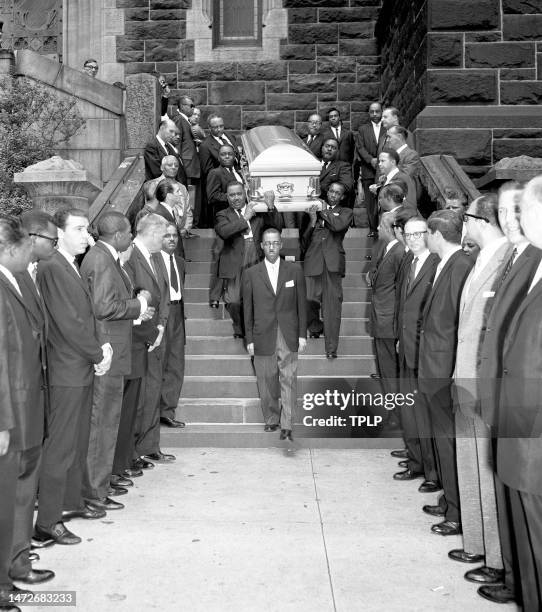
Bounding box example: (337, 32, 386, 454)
(162, 228, 396, 448)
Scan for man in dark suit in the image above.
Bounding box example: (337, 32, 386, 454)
(302, 182, 353, 358)
(199, 114, 238, 178)
(381, 106, 415, 150)
(355, 102, 386, 237)
(153, 176, 191, 259)
(301, 113, 325, 160)
(387, 126, 421, 180)
(323, 108, 355, 165)
(417, 210, 474, 536)
(33, 209, 112, 547)
(0, 216, 55, 599)
(394, 216, 440, 491)
(373, 149, 417, 210)
(493, 176, 542, 612)
(80, 212, 151, 511)
(144, 119, 187, 185)
(243, 228, 307, 441)
(215, 183, 282, 338)
(156, 223, 186, 430)
(319, 139, 354, 207)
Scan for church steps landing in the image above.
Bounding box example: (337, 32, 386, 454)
(185, 301, 370, 319)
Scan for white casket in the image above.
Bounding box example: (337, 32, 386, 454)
(241, 126, 324, 212)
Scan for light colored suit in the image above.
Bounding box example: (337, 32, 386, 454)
(454, 238, 511, 567)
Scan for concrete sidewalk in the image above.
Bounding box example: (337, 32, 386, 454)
(29, 448, 518, 612)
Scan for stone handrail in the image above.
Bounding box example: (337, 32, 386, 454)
(419, 154, 481, 208)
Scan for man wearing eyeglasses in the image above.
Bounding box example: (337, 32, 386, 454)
(301, 113, 325, 160)
(243, 228, 307, 441)
(82, 59, 98, 78)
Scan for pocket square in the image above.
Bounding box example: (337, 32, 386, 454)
(285, 280, 294, 287)
(483, 291, 495, 298)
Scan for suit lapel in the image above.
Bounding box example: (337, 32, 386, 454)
(0, 271, 36, 325)
(503, 275, 542, 355)
(408, 253, 434, 295)
(133, 245, 159, 292)
(425, 250, 461, 311)
(156, 202, 175, 224)
(55, 251, 89, 293)
(275, 260, 289, 297)
(17, 271, 46, 330)
(96, 242, 132, 294)
(259, 260, 275, 296)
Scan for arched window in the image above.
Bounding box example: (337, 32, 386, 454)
(212, 0, 262, 48)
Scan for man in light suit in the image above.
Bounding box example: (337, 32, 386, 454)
(80, 212, 152, 511)
(319, 139, 354, 206)
(302, 182, 353, 359)
(0, 217, 54, 602)
(494, 176, 542, 612)
(34, 209, 112, 546)
(386, 126, 421, 180)
(418, 210, 474, 536)
(451, 194, 510, 582)
(355, 102, 386, 237)
(144, 119, 187, 185)
(243, 228, 307, 440)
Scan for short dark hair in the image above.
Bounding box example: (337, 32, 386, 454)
(226, 181, 244, 193)
(262, 227, 281, 242)
(155, 179, 176, 203)
(388, 125, 408, 141)
(427, 210, 463, 244)
(380, 183, 405, 204)
(83, 58, 98, 68)
(472, 193, 500, 227)
(393, 207, 418, 230)
(53, 208, 88, 230)
(20, 210, 54, 234)
(219, 144, 235, 154)
(326, 107, 340, 119)
(443, 187, 467, 204)
(0, 215, 27, 251)
(96, 211, 130, 237)
(177, 95, 193, 108)
(323, 137, 339, 148)
(368, 101, 382, 111)
(381, 148, 400, 165)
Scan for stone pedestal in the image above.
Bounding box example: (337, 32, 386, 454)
(124, 73, 161, 153)
(14, 156, 102, 215)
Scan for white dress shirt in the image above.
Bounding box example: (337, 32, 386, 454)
(372, 121, 381, 143)
(57, 246, 81, 276)
(384, 238, 398, 255)
(265, 258, 280, 294)
(161, 250, 182, 301)
(411, 248, 431, 279)
(237, 206, 253, 239)
(432, 245, 462, 285)
(156, 134, 169, 154)
(133, 237, 156, 274)
(384, 167, 399, 185)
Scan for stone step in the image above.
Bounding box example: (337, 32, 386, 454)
(185, 260, 370, 274)
(185, 272, 367, 289)
(185, 317, 368, 337)
(183, 286, 372, 303)
(184, 301, 369, 319)
(184, 246, 372, 263)
(185, 355, 375, 377)
(186, 335, 374, 355)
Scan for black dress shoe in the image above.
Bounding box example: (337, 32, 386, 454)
(398, 460, 409, 468)
(465, 566, 504, 584)
(87, 497, 124, 511)
(10, 569, 55, 585)
(422, 504, 445, 517)
(309, 332, 320, 339)
(478, 584, 516, 604)
(431, 520, 462, 536)
(28, 552, 39, 563)
(132, 457, 154, 470)
(418, 480, 442, 493)
(448, 549, 485, 564)
(160, 416, 186, 428)
(280, 429, 293, 441)
(108, 485, 128, 497)
(233, 333, 244, 339)
(390, 449, 409, 459)
(393, 469, 423, 481)
(62, 504, 106, 521)
(209, 300, 219, 308)
(142, 451, 176, 463)
(326, 352, 337, 359)
(264, 424, 279, 432)
(369, 373, 381, 380)
(33, 522, 81, 545)
(30, 536, 55, 549)
(121, 467, 143, 478)
(110, 475, 133, 487)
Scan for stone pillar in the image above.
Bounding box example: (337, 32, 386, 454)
(14, 156, 102, 215)
(0, 49, 15, 75)
(124, 73, 161, 154)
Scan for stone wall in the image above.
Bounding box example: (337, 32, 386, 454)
(377, 0, 542, 174)
(115, 0, 382, 135)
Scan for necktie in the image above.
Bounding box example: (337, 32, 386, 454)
(308, 135, 313, 145)
(496, 247, 518, 291)
(169, 254, 179, 291)
(407, 256, 418, 291)
(217, 136, 224, 146)
(334, 127, 340, 141)
(115, 258, 132, 293)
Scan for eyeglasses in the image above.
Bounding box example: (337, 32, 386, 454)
(29, 232, 58, 247)
(84, 64, 98, 71)
(404, 231, 427, 240)
(463, 212, 489, 223)
(262, 241, 281, 247)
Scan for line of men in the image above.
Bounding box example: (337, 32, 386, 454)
(0, 206, 187, 611)
(368, 177, 542, 610)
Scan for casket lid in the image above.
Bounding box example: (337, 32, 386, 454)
(241, 126, 322, 174)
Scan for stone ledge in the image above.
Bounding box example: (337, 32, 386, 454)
(412, 105, 542, 130)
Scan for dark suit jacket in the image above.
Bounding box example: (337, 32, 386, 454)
(0, 272, 44, 451)
(381, 170, 417, 210)
(144, 137, 187, 184)
(37, 251, 103, 387)
(215, 206, 283, 279)
(320, 160, 354, 201)
(243, 259, 307, 355)
(80, 241, 142, 377)
(154, 202, 186, 258)
(398, 145, 421, 178)
(301, 133, 325, 160)
(479, 244, 542, 427)
(368, 241, 405, 339)
(417, 249, 474, 394)
(355, 121, 387, 180)
(301, 206, 353, 277)
(497, 275, 542, 494)
(323, 126, 355, 164)
(207, 166, 240, 211)
(173, 112, 201, 179)
(397, 252, 439, 370)
(199, 133, 238, 176)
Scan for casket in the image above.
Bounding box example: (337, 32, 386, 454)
(241, 126, 324, 212)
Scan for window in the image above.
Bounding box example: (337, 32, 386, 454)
(212, 0, 262, 48)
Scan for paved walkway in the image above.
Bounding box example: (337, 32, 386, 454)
(29, 448, 518, 612)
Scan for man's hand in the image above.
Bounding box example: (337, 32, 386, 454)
(138, 289, 152, 303)
(244, 201, 256, 221)
(140, 305, 156, 322)
(307, 203, 319, 226)
(298, 338, 307, 353)
(395, 340, 400, 354)
(95, 343, 113, 376)
(247, 342, 255, 356)
(365, 271, 372, 287)
(263, 191, 275, 210)
(369, 183, 378, 195)
(148, 325, 165, 352)
(0, 430, 10, 456)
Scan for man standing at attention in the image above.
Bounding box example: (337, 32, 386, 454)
(243, 228, 307, 442)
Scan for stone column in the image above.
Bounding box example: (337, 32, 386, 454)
(14, 156, 102, 215)
(124, 73, 161, 154)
